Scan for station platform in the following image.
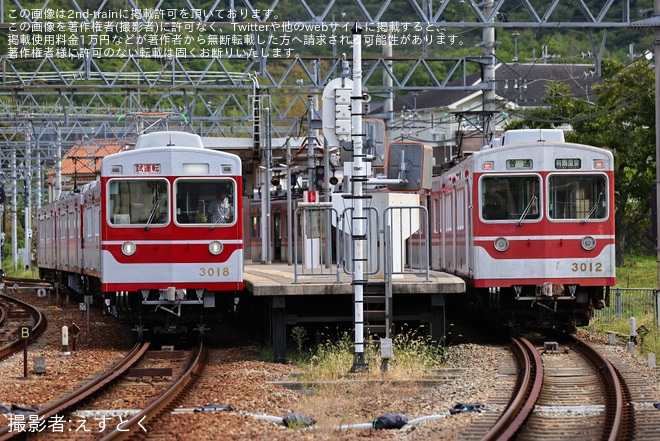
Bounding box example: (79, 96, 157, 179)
(242, 263, 465, 363)
(243, 263, 465, 296)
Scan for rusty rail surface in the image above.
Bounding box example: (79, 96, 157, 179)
(569, 335, 635, 441)
(481, 334, 635, 441)
(0, 341, 150, 440)
(2, 277, 53, 290)
(99, 341, 206, 441)
(0, 302, 6, 326)
(0, 294, 47, 362)
(481, 336, 544, 441)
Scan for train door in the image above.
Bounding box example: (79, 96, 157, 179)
(438, 190, 447, 271)
(57, 202, 66, 271)
(465, 180, 474, 278)
(83, 202, 93, 272)
(71, 200, 80, 272)
(455, 184, 467, 275)
(436, 194, 444, 270)
(273, 212, 282, 261)
(443, 188, 455, 273)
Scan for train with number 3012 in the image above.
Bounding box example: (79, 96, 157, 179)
(245, 128, 616, 334)
(36, 131, 244, 338)
(425, 128, 615, 333)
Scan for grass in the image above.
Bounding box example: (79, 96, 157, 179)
(590, 255, 660, 360)
(292, 256, 660, 381)
(616, 255, 658, 289)
(287, 326, 447, 382)
(3, 262, 40, 279)
(283, 328, 448, 430)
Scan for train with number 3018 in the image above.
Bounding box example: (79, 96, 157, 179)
(425, 129, 615, 333)
(36, 131, 244, 338)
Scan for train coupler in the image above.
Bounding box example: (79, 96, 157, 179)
(536, 282, 567, 297)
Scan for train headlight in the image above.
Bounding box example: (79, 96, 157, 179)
(209, 240, 223, 255)
(494, 237, 509, 252)
(581, 236, 596, 251)
(122, 241, 136, 256)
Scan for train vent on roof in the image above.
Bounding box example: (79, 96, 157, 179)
(500, 129, 565, 146)
(135, 131, 204, 149)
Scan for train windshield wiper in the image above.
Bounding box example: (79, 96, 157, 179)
(144, 197, 160, 231)
(517, 195, 538, 227)
(581, 193, 602, 224)
(210, 217, 222, 231)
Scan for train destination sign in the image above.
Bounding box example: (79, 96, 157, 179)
(134, 164, 161, 174)
(506, 159, 533, 170)
(555, 158, 581, 169)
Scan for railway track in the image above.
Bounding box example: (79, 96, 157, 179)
(0, 341, 150, 440)
(0, 294, 46, 362)
(6, 341, 206, 440)
(0, 285, 654, 439)
(99, 342, 207, 440)
(0, 286, 209, 440)
(2, 277, 53, 293)
(462, 334, 635, 441)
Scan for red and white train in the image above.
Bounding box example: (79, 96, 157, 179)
(37, 131, 243, 337)
(248, 128, 616, 333)
(428, 129, 615, 332)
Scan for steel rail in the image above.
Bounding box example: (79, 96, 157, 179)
(0, 340, 150, 440)
(0, 294, 47, 362)
(98, 341, 206, 441)
(481, 336, 544, 441)
(569, 335, 634, 441)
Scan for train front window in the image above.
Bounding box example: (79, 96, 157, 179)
(481, 176, 540, 221)
(108, 180, 169, 226)
(175, 179, 236, 225)
(548, 174, 607, 221)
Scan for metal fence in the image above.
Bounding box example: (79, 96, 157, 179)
(293, 203, 342, 282)
(593, 288, 660, 328)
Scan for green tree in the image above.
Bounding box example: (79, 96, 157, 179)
(506, 59, 656, 260)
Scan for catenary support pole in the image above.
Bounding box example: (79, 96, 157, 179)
(655, 0, 660, 296)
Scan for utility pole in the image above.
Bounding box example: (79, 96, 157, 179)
(24, 137, 32, 271)
(654, 0, 660, 291)
(482, 0, 496, 145)
(11, 149, 17, 270)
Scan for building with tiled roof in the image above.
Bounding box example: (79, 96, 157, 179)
(45, 137, 132, 200)
(386, 63, 601, 167)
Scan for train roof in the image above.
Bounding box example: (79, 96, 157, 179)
(101, 140, 242, 177)
(134, 131, 203, 149)
(482, 129, 565, 150)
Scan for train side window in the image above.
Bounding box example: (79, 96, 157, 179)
(251, 216, 261, 238)
(548, 174, 607, 221)
(433, 198, 439, 234)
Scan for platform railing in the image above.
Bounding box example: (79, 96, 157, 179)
(293, 203, 342, 282)
(292, 202, 431, 285)
(340, 205, 380, 276)
(383, 205, 430, 281)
